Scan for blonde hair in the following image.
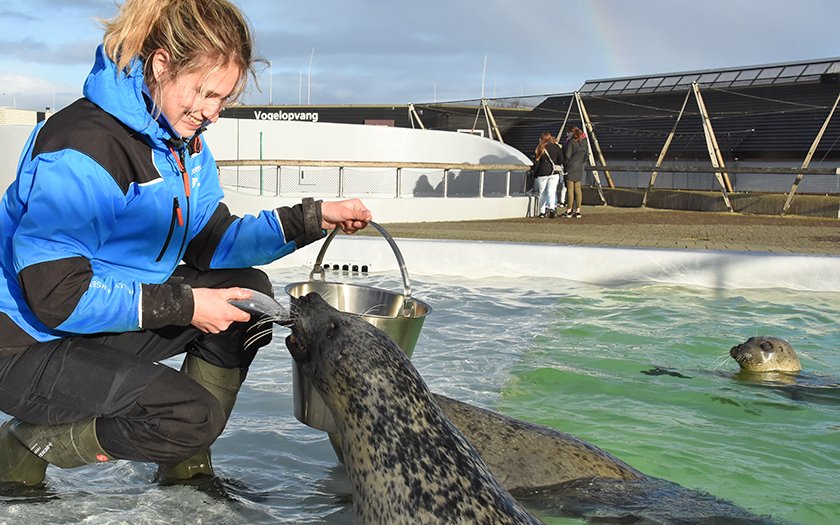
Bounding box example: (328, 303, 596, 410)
(101, 0, 261, 108)
(535, 131, 556, 160)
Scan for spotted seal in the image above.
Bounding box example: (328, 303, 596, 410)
(286, 292, 543, 525)
(729, 336, 801, 373)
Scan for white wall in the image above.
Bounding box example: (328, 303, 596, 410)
(0, 125, 33, 192)
(221, 191, 532, 224)
(264, 236, 840, 293)
(207, 118, 534, 221)
(204, 118, 530, 164)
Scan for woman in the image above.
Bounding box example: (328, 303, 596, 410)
(563, 126, 588, 218)
(0, 0, 370, 486)
(532, 131, 563, 218)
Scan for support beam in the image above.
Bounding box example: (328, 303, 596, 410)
(408, 103, 425, 129)
(575, 92, 608, 204)
(556, 96, 574, 139)
(692, 82, 733, 212)
(782, 89, 840, 216)
(482, 99, 505, 143)
(643, 89, 692, 207)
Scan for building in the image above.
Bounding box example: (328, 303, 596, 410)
(505, 57, 840, 194)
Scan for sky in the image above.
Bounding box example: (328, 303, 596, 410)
(0, 0, 838, 112)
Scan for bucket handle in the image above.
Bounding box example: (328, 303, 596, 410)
(310, 221, 414, 310)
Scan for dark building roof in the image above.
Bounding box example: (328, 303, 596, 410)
(581, 58, 840, 95)
(506, 57, 840, 163)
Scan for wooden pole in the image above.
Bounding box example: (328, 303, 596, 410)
(643, 89, 692, 207)
(470, 102, 482, 135)
(482, 99, 493, 138)
(575, 92, 614, 188)
(408, 103, 426, 129)
(692, 82, 733, 211)
(557, 96, 574, 139)
(781, 89, 840, 215)
(574, 92, 607, 204)
(483, 99, 505, 142)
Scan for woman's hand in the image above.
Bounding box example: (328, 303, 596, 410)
(321, 198, 372, 234)
(191, 287, 252, 333)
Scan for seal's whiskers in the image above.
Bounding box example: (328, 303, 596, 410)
(712, 353, 732, 371)
(360, 302, 388, 317)
(243, 326, 275, 350)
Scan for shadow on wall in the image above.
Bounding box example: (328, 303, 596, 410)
(414, 175, 442, 197)
(411, 153, 530, 197)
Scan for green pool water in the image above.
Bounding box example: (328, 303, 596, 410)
(496, 284, 839, 524)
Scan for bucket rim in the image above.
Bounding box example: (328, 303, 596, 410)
(284, 280, 432, 317)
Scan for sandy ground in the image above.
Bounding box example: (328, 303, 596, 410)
(364, 206, 840, 255)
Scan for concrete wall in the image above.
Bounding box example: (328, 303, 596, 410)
(221, 190, 532, 224)
(0, 108, 42, 126)
(263, 236, 840, 293)
(204, 118, 530, 164)
(0, 125, 33, 191)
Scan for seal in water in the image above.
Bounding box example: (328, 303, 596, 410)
(729, 336, 801, 372)
(641, 335, 838, 406)
(728, 336, 839, 403)
(286, 292, 543, 525)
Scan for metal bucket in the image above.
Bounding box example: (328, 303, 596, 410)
(285, 221, 431, 433)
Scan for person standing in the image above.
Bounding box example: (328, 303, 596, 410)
(563, 126, 588, 218)
(532, 131, 563, 218)
(0, 0, 371, 487)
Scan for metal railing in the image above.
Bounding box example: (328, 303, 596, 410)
(216, 159, 531, 198)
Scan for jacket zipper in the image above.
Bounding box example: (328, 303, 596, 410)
(155, 146, 192, 264)
(173, 148, 191, 263)
(155, 198, 180, 262)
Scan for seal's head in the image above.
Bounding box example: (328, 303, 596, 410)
(729, 336, 801, 373)
(286, 292, 427, 424)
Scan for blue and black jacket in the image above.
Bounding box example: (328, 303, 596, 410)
(0, 46, 324, 351)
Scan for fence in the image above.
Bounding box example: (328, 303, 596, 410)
(216, 159, 531, 198)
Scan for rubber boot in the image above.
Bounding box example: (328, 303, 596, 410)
(155, 355, 242, 483)
(0, 418, 111, 486)
(0, 419, 48, 485)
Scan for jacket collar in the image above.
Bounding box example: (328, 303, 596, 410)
(82, 44, 183, 147)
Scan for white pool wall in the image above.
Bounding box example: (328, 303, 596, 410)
(264, 236, 840, 293)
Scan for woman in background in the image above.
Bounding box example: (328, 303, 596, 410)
(563, 126, 588, 218)
(532, 131, 563, 218)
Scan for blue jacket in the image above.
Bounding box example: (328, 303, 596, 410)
(0, 46, 323, 348)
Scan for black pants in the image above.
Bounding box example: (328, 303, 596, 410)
(0, 267, 274, 466)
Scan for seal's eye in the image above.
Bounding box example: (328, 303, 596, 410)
(760, 341, 773, 352)
(326, 321, 338, 337)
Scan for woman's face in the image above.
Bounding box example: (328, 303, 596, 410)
(151, 50, 240, 138)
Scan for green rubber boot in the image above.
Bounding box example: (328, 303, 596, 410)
(155, 355, 242, 483)
(0, 419, 48, 485)
(1, 417, 111, 486)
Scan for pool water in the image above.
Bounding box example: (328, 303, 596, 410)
(0, 268, 836, 524)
